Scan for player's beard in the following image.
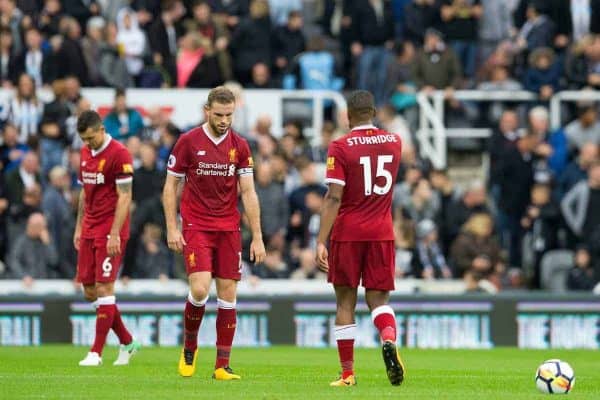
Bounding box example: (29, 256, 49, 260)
(209, 119, 230, 137)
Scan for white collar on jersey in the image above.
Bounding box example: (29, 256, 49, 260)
(351, 124, 377, 131)
(202, 122, 229, 145)
(91, 135, 112, 157)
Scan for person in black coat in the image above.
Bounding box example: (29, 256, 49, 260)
(228, 0, 272, 85)
(148, 0, 185, 87)
(488, 109, 520, 194)
(497, 132, 537, 267)
(521, 182, 561, 287)
(184, 36, 223, 88)
(0, 27, 22, 87)
(403, 0, 441, 45)
(272, 10, 305, 80)
(351, 0, 395, 105)
(567, 245, 597, 291)
(58, 17, 89, 85)
(62, 0, 100, 32)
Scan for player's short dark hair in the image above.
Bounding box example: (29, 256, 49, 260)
(347, 90, 375, 120)
(77, 110, 103, 133)
(115, 87, 126, 99)
(206, 86, 235, 107)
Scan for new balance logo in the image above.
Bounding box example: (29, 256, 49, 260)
(197, 150, 206, 156)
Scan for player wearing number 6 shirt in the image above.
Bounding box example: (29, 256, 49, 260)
(316, 91, 405, 387)
(74, 110, 140, 367)
(163, 86, 266, 380)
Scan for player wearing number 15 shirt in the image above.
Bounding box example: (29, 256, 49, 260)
(74, 110, 140, 368)
(316, 91, 405, 388)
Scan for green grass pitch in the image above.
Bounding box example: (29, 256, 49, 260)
(0, 346, 596, 399)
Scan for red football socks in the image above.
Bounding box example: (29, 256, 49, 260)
(184, 294, 207, 352)
(215, 299, 236, 369)
(91, 300, 116, 355)
(372, 305, 397, 342)
(334, 324, 356, 378)
(112, 306, 133, 345)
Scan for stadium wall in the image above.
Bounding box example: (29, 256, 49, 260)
(1, 294, 599, 349)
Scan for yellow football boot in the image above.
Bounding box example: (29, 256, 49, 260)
(329, 375, 356, 387)
(213, 366, 241, 380)
(178, 348, 198, 377)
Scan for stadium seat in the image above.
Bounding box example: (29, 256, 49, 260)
(539, 250, 575, 292)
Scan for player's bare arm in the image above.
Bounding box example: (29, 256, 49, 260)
(73, 189, 85, 251)
(315, 183, 344, 272)
(162, 173, 186, 253)
(239, 174, 266, 264)
(107, 179, 132, 257)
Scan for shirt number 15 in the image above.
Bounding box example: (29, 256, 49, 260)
(359, 155, 393, 196)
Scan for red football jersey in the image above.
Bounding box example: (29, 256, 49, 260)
(325, 125, 402, 241)
(79, 136, 133, 239)
(167, 124, 253, 231)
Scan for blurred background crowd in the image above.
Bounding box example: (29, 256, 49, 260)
(0, 0, 599, 293)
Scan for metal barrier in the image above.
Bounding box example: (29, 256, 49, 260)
(416, 90, 600, 169)
(417, 90, 538, 169)
(550, 90, 600, 129)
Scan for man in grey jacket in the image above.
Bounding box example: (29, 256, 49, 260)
(7, 212, 58, 286)
(561, 161, 600, 240)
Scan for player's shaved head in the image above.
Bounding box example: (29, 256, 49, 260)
(206, 86, 235, 107)
(347, 90, 376, 126)
(77, 110, 103, 133)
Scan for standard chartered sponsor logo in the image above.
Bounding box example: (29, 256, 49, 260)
(81, 171, 104, 185)
(196, 161, 234, 177)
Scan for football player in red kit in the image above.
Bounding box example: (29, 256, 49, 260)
(75, 110, 140, 366)
(316, 90, 405, 387)
(163, 86, 265, 380)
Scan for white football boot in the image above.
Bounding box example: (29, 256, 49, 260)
(79, 352, 102, 366)
(113, 338, 141, 366)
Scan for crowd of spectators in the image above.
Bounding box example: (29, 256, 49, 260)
(0, 0, 599, 292)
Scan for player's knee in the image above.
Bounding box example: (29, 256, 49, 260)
(189, 286, 209, 302)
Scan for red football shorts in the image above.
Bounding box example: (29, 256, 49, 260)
(183, 230, 242, 280)
(328, 240, 395, 291)
(77, 237, 127, 285)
